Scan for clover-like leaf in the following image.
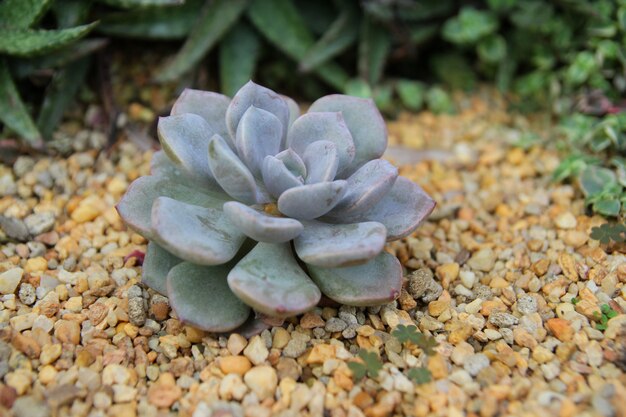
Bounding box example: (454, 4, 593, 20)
(392, 324, 421, 344)
(348, 350, 382, 381)
(590, 223, 626, 244)
(407, 367, 432, 385)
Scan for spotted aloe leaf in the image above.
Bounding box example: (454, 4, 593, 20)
(228, 242, 321, 317)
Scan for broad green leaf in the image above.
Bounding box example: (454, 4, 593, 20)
(442, 7, 498, 44)
(142, 242, 182, 295)
(98, 0, 184, 8)
(430, 53, 476, 90)
(344, 78, 372, 98)
(477, 34, 506, 63)
(37, 57, 91, 139)
(219, 21, 260, 97)
(0, 60, 43, 148)
(358, 15, 391, 86)
(396, 80, 426, 111)
(0, 0, 51, 30)
(247, 0, 348, 90)
(155, 0, 248, 82)
(426, 86, 455, 114)
(593, 199, 621, 217)
(579, 166, 617, 197)
(0, 23, 97, 57)
(299, 1, 359, 72)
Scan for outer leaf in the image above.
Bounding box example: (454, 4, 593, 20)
(223, 201, 303, 243)
(307, 251, 403, 306)
(247, 0, 349, 90)
(579, 166, 617, 198)
(287, 112, 356, 174)
(167, 262, 250, 332)
(155, 0, 248, 81)
(98, 0, 183, 8)
(308, 95, 387, 177)
(236, 106, 282, 177)
(151, 196, 246, 265)
(170, 89, 231, 147)
(358, 15, 391, 86)
(277, 180, 347, 220)
(283, 95, 300, 127)
(0, 0, 51, 30)
(303, 140, 338, 184)
(299, 1, 359, 72)
(219, 21, 260, 97)
(295, 220, 386, 267)
(37, 57, 91, 139)
(227, 242, 321, 317)
(208, 134, 259, 204)
(261, 155, 304, 199)
(0, 60, 43, 148)
(0, 23, 97, 57)
(142, 242, 182, 295)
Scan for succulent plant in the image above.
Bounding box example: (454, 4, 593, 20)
(117, 81, 435, 332)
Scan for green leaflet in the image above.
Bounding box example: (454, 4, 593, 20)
(98, 0, 184, 8)
(247, 0, 348, 90)
(219, 21, 260, 97)
(155, 0, 249, 82)
(358, 15, 391, 86)
(0, 23, 97, 57)
(0, 60, 43, 148)
(0, 0, 51, 30)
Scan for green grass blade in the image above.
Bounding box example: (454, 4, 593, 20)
(358, 16, 391, 86)
(299, 2, 359, 72)
(0, 0, 51, 30)
(36, 57, 91, 140)
(247, 0, 348, 90)
(0, 60, 43, 148)
(0, 23, 97, 57)
(97, 0, 184, 8)
(155, 0, 249, 82)
(219, 21, 260, 97)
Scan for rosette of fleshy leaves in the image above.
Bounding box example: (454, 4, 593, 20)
(117, 81, 435, 332)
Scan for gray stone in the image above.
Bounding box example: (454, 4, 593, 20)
(128, 285, 147, 326)
(0, 216, 29, 241)
(283, 338, 307, 358)
(18, 283, 36, 305)
(24, 212, 55, 236)
(408, 268, 443, 303)
(463, 353, 490, 376)
(12, 396, 50, 417)
(488, 312, 519, 328)
(325, 317, 348, 333)
(516, 295, 538, 315)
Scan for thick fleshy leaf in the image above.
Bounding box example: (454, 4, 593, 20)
(287, 112, 355, 175)
(116, 176, 228, 239)
(157, 114, 215, 181)
(226, 81, 289, 147)
(223, 201, 303, 243)
(282, 95, 300, 127)
(307, 251, 402, 306)
(275, 148, 306, 178)
(261, 155, 303, 199)
(227, 242, 321, 317)
(278, 180, 347, 220)
(309, 95, 387, 176)
(295, 220, 386, 267)
(208, 134, 259, 204)
(171, 88, 232, 148)
(142, 242, 182, 295)
(356, 176, 435, 240)
(167, 262, 250, 332)
(236, 106, 282, 177)
(303, 140, 338, 184)
(151, 196, 246, 265)
(327, 159, 398, 218)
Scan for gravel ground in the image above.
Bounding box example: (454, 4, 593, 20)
(0, 93, 625, 417)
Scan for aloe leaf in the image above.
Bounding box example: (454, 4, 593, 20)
(327, 159, 398, 217)
(358, 16, 391, 86)
(307, 251, 402, 306)
(98, 0, 201, 39)
(142, 242, 182, 295)
(287, 112, 355, 174)
(167, 262, 251, 332)
(116, 176, 228, 239)
(277, 180, 347, 220)
(98, 0, 184, 8)
(354, 177, 435, 240)
(155, 0, 248, 82)
(261, 155, 304, 199)
(299, 1, 359, 72)
(309, 95, 387, 177)
(37, 57, 90, 139)
(170, 89, 231, 146)
(0, 23, 97, 57)
(295, 220, 386, 267)
(236, 106, 282, 177)
(151, 196, 246, 265)
(208, 134, 259, 204)
(223, 201, 303, 243)
(53, 0, 92, 28)
(219, 21, 260, 97)
(0, 0, 51, 30)
(303, 141, 338, 184)
(157, 114, 216, 182)
(228, 242, 321, 317)
(226, 81, 289, 147)
(247, 0, 348, 90)
(0, 60, 43, 148)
